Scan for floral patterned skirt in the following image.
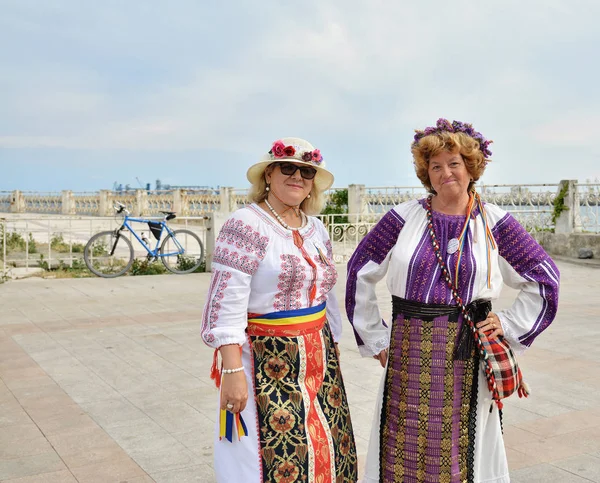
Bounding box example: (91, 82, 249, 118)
(247, 316, 358, 483)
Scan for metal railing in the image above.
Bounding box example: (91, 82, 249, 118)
(0, 215, 209, 276)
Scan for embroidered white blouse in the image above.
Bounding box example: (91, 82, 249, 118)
(201, 203, 342, 348)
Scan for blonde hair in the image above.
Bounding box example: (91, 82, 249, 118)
(248, 164, 326, 215)
(411, 131, 488, 194)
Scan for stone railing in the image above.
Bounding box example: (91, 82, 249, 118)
(3, 180, 599, 235)
(3, 181, 600, 270)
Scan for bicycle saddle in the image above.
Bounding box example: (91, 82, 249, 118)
(160, 211, 176, 220)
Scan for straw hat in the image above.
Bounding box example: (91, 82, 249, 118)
(246, 137, 334, 191)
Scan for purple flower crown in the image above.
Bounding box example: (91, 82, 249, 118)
(412, 118, 493, 158)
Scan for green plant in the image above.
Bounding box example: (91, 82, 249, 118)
(50, 233, 70, 253)
(175, 255, 205, 272)
(130, 258, 167, 276)
(72, 243, 85, 253)
(552, 183, 569, 224)
(91, 240, 108, 256)
(321, 189, 349, 224)
(38, 254, 49, 271)
(27, 233, 37, 254)
(1, 231, 27, 252)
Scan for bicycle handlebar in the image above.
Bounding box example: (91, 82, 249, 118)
(113, 202, 130, 216)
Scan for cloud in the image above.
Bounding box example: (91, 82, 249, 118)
(1, 0, 599, 190)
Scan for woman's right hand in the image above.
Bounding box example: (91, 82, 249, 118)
(373, 349, 388, 368)
(220, 371, 248, 414)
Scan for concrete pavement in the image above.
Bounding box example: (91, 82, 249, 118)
(1, 261, 599, 482)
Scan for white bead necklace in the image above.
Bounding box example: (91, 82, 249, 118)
(264, 199, 306, 231)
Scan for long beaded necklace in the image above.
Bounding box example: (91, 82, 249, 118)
(264, 197, 317, 304)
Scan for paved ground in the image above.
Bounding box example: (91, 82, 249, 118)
(0, 261, 599, 482)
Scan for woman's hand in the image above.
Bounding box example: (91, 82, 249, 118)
(476, 311, 504, 340)
(220, 371, 248, 414)
(219, 344, 247, 413)
(373, 349, 388, 368)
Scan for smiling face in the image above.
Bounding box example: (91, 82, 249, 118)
(427, 150, 472, 201)
(266, 162, 314, 206)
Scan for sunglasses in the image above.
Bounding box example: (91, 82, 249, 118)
(275, 162, 317, 180)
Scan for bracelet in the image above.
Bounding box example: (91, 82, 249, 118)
(222, 366, 244, 374)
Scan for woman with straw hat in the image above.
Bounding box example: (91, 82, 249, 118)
(202, 137, 358, 482)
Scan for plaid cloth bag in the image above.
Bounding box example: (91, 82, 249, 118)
(425, 197, 529, 409)
(480, 329, 528, 400)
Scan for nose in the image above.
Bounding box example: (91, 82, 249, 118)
(440, 165, 452, 177)
(290, 168, 302, 180)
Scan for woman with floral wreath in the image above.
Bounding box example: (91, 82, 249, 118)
(202, 137, 357, 482)
(346, 119, 560, 483)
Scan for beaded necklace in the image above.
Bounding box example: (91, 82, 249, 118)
(264, 198, 307, 231)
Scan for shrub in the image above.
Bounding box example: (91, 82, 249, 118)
(130, 258, 167, 276)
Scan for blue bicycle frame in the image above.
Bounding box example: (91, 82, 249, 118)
(115, 215, 185, 258)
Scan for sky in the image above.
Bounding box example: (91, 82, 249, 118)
(1, 0, 599, 192)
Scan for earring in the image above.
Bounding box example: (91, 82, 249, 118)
(306, 193, 311, 198)
(266, 184, 270, 192)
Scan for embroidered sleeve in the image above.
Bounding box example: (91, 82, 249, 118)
(492, 213, 560, 352)
(201, 214, 269, 348)
(345, 209, 405, 357)
(321, 235, 343, 343)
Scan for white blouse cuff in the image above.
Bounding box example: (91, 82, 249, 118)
(496, 312, 527, 355)
(358, 337, 389, 358)
(215, 335, 246, 349)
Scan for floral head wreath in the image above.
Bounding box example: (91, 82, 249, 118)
(268, 140, 323, 165)
(412, 118, 493, 159)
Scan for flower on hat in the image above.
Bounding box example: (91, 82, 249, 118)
(311, 149, 322, 164)
(268, 140, 323, 165)
(270, 140, 286, 158)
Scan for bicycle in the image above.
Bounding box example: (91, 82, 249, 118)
(84, 202, 204, 278)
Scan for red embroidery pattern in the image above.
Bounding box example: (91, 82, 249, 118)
(314, 255, 338, 305)
(200, 270, 232, 344)
(274, 255, 305, 311)
(324, 239, 333, 259)
(213, 247, 259, 275)
(217, 218, 269, 258)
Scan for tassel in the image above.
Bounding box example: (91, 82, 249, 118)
(518, 379, 530, 398)
(309, 284, 317, 305)
(453, 321, 475, 360)
(210, 349, 221, 388)
(292, 230, 304, 248)
(490, 399, 503, 413)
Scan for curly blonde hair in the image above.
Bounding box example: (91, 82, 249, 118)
(411, 131, 488, 194)
(248, 164, 326, 215)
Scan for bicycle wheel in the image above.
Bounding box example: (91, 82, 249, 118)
(160, 229, 204, 274)
(84, 230, 134, 278)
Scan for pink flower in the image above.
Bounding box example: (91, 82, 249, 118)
(271, 140, 286, 158)
(311, 149, 322, 163)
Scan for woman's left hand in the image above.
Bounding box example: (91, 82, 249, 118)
(476, 311, 504, 340)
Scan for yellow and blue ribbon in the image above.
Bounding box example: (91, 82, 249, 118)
(219, 409, 248, 442)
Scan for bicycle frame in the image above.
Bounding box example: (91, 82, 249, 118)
(113, 216, 185, 258)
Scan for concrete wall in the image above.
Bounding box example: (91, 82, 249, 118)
(535, 232, 600, 259)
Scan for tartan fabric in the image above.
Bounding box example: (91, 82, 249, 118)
(481, 332, 523, 399)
